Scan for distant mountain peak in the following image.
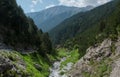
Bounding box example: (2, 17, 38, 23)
(27, 5, 93, 32)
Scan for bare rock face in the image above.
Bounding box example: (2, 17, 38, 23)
(68, 38, 120, 77)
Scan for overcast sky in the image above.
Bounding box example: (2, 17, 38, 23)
(16, 0, 111, 13)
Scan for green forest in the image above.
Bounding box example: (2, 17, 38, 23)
(49, 0, 120, 57)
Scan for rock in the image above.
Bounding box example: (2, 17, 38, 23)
(115, 37, 120, 56)
(34, 64, 42, 71)
(110, 58, 120, 77)
(68, 38, 119, 77)
(0, 57, 13, 73)
(0, 50, 29, 77)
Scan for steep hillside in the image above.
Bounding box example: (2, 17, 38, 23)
(0, 0, 52, 53)
(27, 6, 93, 32)
(0, 0, 56, 77)
(49, 0, 116, 45)
(0, 49, 56, 77)
(68, 37, 120, 77)
(49, 0, 120, 53)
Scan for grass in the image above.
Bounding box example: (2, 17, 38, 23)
(83, 58, 112, 77)
(60, 49, 79, 69)
(57, 48, 69, 58)
(0, 50, 55, 77)
(0, 50, 30, 76)
(22, 53, 50, 77)
(82, 72, 91, 77)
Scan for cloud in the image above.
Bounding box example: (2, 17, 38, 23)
(45, 4, 56, 9)
(31, 8, 35, 12)
(58, 0, 111, 7)
(30, 0, 43, 12)
(32, 0, 37, 5)
(32, 0, 43, 5)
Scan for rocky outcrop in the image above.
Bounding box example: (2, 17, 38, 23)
(68, 37, 120, 77)
(110, 58, 120, 77)
(110, 37, 120, 77)
(0, 50, 29, 77)
(34, 64, 42, 71)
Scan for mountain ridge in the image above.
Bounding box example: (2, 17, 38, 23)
(49, 0, 116, 45)
(27, 5, 93, 32)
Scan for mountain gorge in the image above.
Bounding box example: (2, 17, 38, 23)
(27, 5, 93, 32)
(0, 0, 120, 77)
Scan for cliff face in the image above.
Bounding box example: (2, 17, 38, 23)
(68, 37, 120, 77)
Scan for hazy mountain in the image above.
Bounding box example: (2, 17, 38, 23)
(27, 5, 93, 32)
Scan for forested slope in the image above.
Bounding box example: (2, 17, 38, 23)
(49, 0, 120, 57)
(0, 0, 56, 77)
(0, 0, 52, 54)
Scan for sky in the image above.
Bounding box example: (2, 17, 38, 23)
(16, 0, 112, 13)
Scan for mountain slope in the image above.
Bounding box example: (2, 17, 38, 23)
(69, 37, 120, 77)
(0, 0, 56, 77)
(49, 0, 117, 45)
(0, 0, 52, 53)
(52, 0, 120, 76)
(49, 0, 120, 59)
(27, 6, 93, 32)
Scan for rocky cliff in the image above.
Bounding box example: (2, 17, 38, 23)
(68, 37, 120, 77)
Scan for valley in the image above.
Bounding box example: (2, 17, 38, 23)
(0, 0, 120, 77)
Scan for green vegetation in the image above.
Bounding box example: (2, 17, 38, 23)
(111, 43, 116, 55)
(56, 48, 79, 69)
(49, 0, 120, 59)
(0, 0, 120, 77)
(60, 49, 79, 68)
(0, 50, 57, 77)
(82, 58, 112, 77)
(22, 53, 50, 77)
(0, 50, 29, 77)
(92, 60, 112, 77)
(0, 0, 56, 76)
(82, 72, 91, 77)
(49, 0, 116, 45)
(57, 48, 69, 58)
(0, 0, 53, 56)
